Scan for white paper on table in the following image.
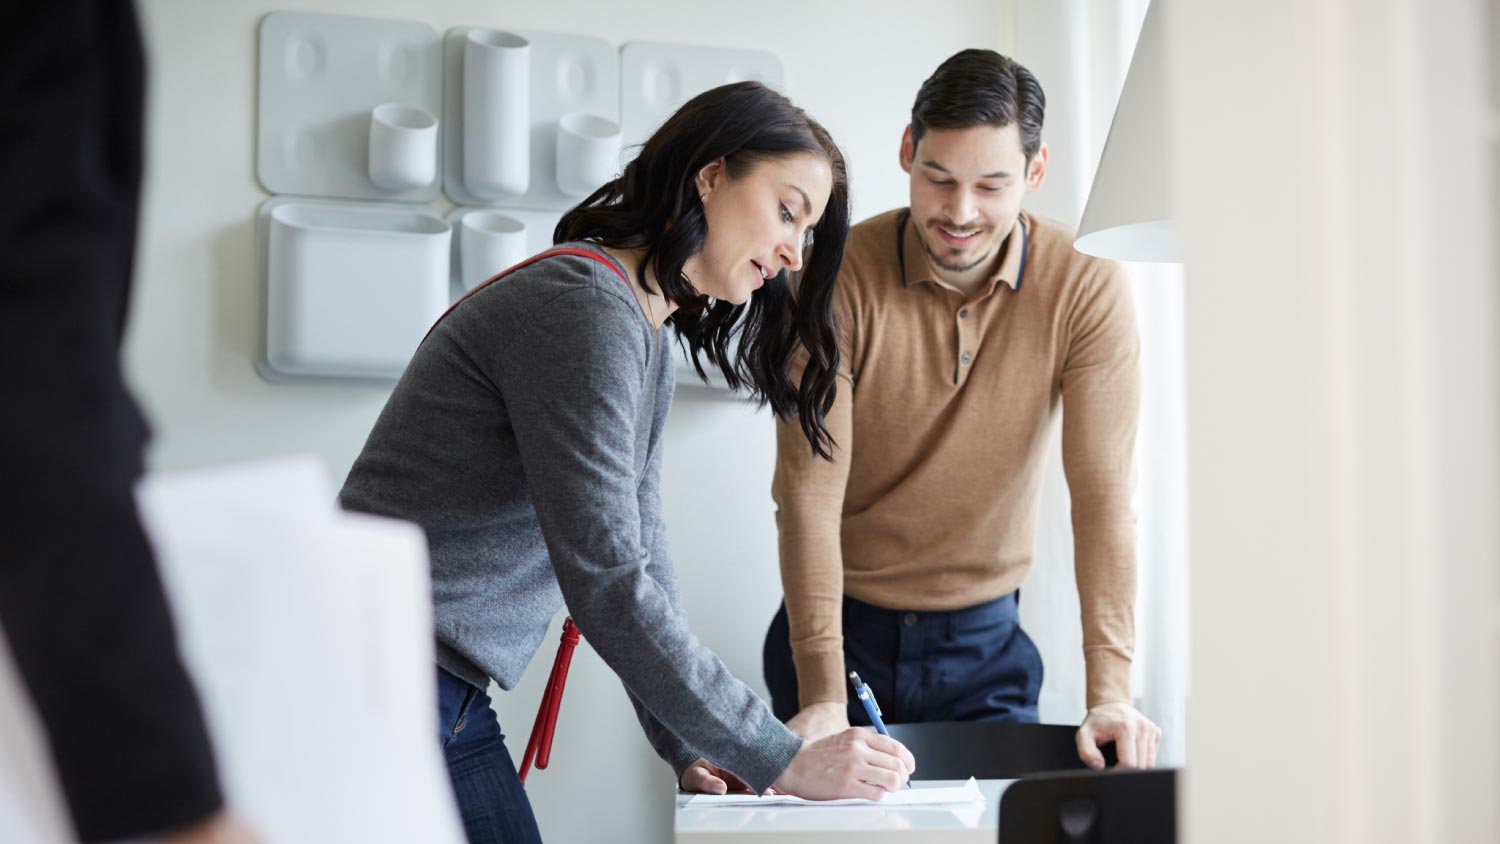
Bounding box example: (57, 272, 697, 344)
(683, 777, 985, 808)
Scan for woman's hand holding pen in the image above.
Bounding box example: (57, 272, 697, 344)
(770, 729, 915, 801)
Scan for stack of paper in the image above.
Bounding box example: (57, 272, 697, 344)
(683, 776, 985, 808)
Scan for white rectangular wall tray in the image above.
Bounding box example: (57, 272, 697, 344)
(256, 196, 451, 384)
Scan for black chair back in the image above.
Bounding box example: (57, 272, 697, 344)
(885, 721, 1117, 779)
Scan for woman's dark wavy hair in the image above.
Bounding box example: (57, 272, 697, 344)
(554, 81, 849, 459)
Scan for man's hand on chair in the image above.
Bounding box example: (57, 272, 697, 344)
(1077, 702, 1161, 769)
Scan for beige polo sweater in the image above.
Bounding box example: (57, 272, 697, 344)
(772, 208, 1140, 710)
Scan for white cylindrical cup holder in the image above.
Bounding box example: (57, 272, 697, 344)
(368, 103, 438, 192)
(460, 212, 528, 291)
(464, 30, 530, 199)
(555, 112, 622, 197)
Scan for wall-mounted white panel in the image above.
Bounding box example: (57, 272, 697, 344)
(673, 347, 741, 396)
(619, 41, 784, 148)
(672, 316, 753, 396)
(257, 198, 450, 384)
(443, 27, 619, 210)
(256, 12, 443, 203)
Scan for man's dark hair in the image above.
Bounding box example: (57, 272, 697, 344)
(910, 49, 1046, 161)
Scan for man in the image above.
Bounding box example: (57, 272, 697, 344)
(765, 49, 1162, 769)
(0, 3, 251, 840)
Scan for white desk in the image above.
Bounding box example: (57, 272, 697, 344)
(674, 779, 1013, 843)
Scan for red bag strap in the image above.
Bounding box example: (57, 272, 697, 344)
(422, 247, 630, 345)
(518, 617, 582, 785)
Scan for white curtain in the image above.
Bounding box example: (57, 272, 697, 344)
(1009, 0, 1190, 766)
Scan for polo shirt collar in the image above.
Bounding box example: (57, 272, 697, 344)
(900, 211, 1027, 294)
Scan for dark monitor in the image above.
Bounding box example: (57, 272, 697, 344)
(999, 768, 1178, 843)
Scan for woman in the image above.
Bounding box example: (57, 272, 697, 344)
(340, 82, 914, 844)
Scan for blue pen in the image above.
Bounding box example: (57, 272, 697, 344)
(848, 671, 889, 735)
(849, 671, 911, 788)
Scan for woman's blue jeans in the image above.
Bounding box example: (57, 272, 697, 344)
(437, 667, 544, 844)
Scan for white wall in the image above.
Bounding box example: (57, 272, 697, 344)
(127, 2, 999, 841)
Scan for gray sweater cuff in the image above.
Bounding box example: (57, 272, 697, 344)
(667, 745, 703, 784)
(720, 715, 804, 795)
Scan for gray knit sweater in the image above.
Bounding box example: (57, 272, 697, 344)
(338, 244, 801, 792)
